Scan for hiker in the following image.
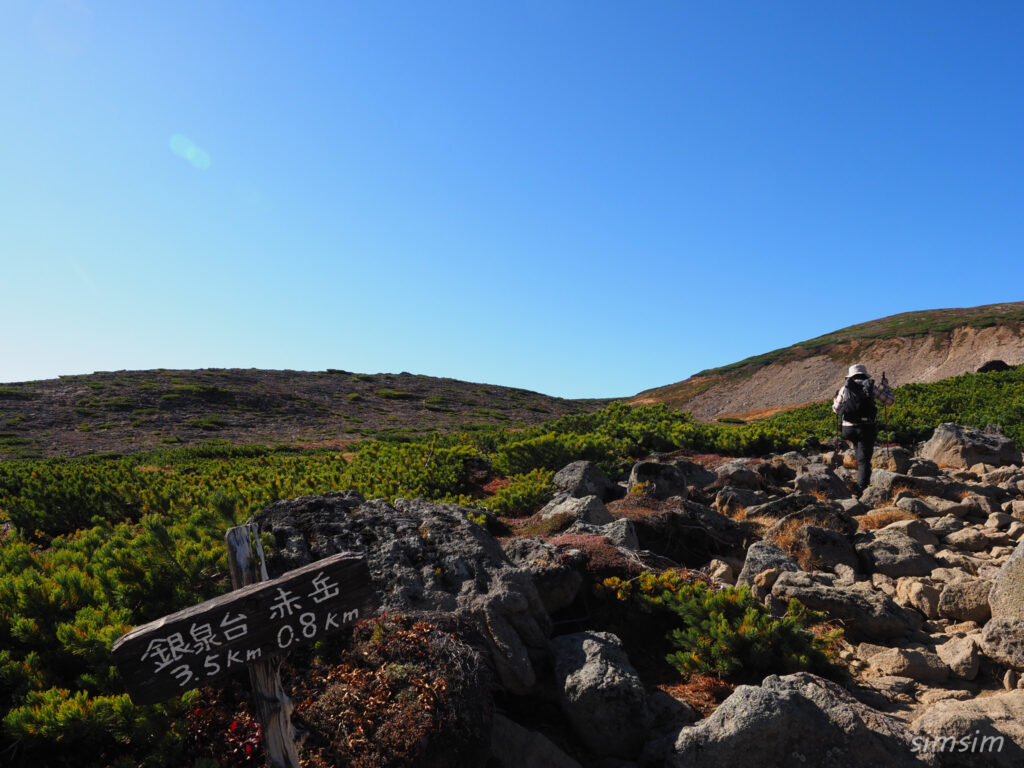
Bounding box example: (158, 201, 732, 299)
(832, 363, 895, 494)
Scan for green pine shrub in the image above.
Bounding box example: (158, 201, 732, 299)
(479, 469, 555, 517)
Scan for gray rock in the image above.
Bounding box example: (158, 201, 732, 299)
(981, 617, 1024, 670)
(872, 447, 912, 474)
(793, 524, 860, 573)
(541, 494, 614, 524)
(883, 519, 941, 548)
(989, 539, 1024, 619)
(908, 458, 941, 477)
(935, 636, 981, 681)
(911, 691, 1024, 767)
(551, 631, 648, 759)
(928, 515, 966, 538)
(943, 528, 990, 555)
(714, 461, 763, 491)
(490, 713, 583, 768)
(503, 537, 583, 615)
(868, 648, 949, 684)
(894, 578, 942, 619)
(794, 463, 853, 499)
(714, 486, 771, 516)
(856, 528, 939, 578)
(920, 423, 1023, 470)
(869, 469, 955, 503)
(671, 459, 717, 490)
(770, 571, 922, 641)
(937, 579, 992, 624)
(565, 518, 639, 550)
(627, 461, 688, 500)
(736, 541, 799, 587)
(897, 496, 941, 518)
(668, 672, 929, 768)
(554, 461, 619, 501)
(256, 493, 551, 695)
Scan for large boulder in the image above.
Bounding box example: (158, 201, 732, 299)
(256, 492, 551, 695)
(620, 498, 748, 567)
(794, 464, 853, 499)
(792, 525, 860, 573)
(989, 539, 1024, 619)
(735, 541, 799, 587)
(627, 461, 689, 499)
(553, 461, 619, 501)
(911, 691, 1024, 767)
(503, 537, 582, 615)
(742, 493, 818, 521)
(855, 528, 939, 578)
(867, 648, 948, 684)
(551, 631, 648, 759)
(980, 617, 1024, 671)
(770, 571, 922, 641)
(919, 423, 1022, 470)
(540, 493, 614, 524)
(668, 672, 931, 768)
(564, 518, 639, 549)
(937, 579, 992, 624)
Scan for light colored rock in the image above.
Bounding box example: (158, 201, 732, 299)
(919, 423, 1023, 469)
(883, 519, 941, 548)
(868, 648, 949, 684)
(989, 539, 1024, 619)
(937, 579, 992, 623)
(944, 527, 991, 552)
(628, 461, 689, 500)
(707, 558, 736, 584)
(911, 691, 1024, 766)
(935, 636, 981, 680)
(541, 494, 614, 524)
(855, 528, 938, 578)
(894, 578, 941, 619)
(554, 461, 618, 501)
(564, 518, 639, 549)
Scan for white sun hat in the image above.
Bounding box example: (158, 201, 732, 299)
(848, 364, 869, 377)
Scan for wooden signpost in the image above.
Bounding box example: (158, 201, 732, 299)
(112, 524, 378, 767)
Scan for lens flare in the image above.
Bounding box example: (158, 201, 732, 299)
(169, 134, 212, 170)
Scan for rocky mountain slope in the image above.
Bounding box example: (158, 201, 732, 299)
(632, 302, 1024, 421)
(0, 368, 610, 460)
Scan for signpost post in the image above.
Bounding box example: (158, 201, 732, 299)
(112, 524, 377, 767)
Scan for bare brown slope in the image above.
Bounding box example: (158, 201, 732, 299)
(633, 304, 1024, 420)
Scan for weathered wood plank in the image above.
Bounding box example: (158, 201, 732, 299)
(226, 525, 298, 768)
(112, 551, 377, 705)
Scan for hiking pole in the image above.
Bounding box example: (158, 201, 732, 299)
(880, 371, 891, 459)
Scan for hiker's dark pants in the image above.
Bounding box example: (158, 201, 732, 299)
(843, 423, 877, 491)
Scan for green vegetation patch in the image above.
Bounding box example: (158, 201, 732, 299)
(374, 389, 419, 400)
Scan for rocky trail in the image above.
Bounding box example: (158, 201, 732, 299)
(247, 421, 1024, 767)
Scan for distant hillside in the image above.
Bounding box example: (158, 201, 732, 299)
(0, 369, 611, 460)
(632, 302, 1024, 420)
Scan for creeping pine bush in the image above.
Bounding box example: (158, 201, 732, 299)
(479, 469, 556, 517)
(601, 571, 842, 682)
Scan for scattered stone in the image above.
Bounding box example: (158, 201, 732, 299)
(911, 691, 1024, 767)
(554, 461, 619, 501)
(882, 519, 941, 548)
(770, 571, 922, 641)
(937, 579, 992, 624)
(872, 447, 912, 474)
(503, 537, 583, 615)
(551, 631, 648, 759)
(541, 494, 614, 524)
(867, 647, 949, 684)
(627, 461, 689, 500)
(989, 539, 1024, 618)
(855, 528, 939, 578)
(714, 486, 771, 516)
(919, 423, 1023, 470)
(707, 558, 736, 584)
(894, 578, 941, 619)
(714, 461, 763, 491)
(792, 524, 860, 573)
(981, 617, 1024, 670)
(793, 463, 852, 499)
(669, 673, 926, 768)
(935, 636, 981, 680)
(735, 541, 799, 587)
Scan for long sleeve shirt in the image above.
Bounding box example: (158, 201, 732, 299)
(832, 377, 895, 427)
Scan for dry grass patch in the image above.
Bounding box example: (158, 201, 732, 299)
(857, 508, 916, 530)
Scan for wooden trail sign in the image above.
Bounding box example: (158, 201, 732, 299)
(112, 550, 376, 706)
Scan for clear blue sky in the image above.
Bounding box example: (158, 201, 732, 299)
(3, 1, 1023, 398)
